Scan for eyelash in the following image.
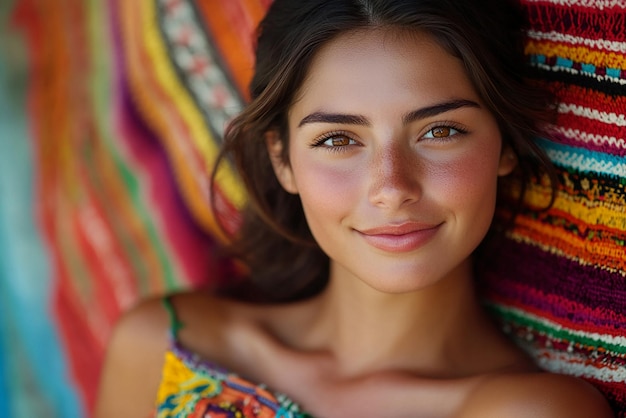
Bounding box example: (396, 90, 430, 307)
(309, 122, 469, 151)
(310, 131, 359, 152)
(421, 122, 469, 142)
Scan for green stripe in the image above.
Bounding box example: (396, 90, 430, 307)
(487, 303, 626, 355)
(86, 0, 182, 293)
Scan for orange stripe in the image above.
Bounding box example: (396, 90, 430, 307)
(512, 216, 626, 272)
(195, 1, 268, 98)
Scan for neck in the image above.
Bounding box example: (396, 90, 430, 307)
(304, 259, 490, 377)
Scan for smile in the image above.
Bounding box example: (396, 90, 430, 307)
(356, 223, 441, 253)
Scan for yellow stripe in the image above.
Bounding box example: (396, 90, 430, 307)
(525, 40, 626, 70)
(142, 0, 246, 207)
(122, 0, 246, 242)
(523, 183, 626, 231)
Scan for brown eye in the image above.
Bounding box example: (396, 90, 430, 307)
(331, 137, 351, 146)
(431, 127, 451, 138)
(316, 134, 357, 148)
(422, 126, 463, 141)
(311, 131, 359, 151)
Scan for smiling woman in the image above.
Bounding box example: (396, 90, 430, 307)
(95, 1, 614, 417)
(267, 29, 512, 294)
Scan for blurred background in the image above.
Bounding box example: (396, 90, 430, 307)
(0, 1, 70, 416)
(0, 1, 266, 415)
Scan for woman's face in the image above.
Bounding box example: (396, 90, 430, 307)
(269, 29, 515, 293)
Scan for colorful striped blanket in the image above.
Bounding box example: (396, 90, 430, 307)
(0, 0, 623, 416)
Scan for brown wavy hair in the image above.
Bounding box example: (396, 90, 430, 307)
(212, 0, 557, 302)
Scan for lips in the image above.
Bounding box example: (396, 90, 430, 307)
(356, 222, 441, 253)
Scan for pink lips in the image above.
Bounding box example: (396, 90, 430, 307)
(356, 222, 440, 253)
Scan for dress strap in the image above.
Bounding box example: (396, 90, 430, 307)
(161, 296, 184, 340)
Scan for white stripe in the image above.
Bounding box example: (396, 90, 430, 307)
(546, 148, 626, 176)
(527, 30, 626, 54)
(553, 126, 626, 150)
(532, 349, 626, 382)
(523, 0, 626, 9)
(558, 103, 626, 126)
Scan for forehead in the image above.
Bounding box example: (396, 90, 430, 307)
(290, 28, 481, 117)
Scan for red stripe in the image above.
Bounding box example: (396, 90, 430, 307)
(484, 283, 626, 337)
(556, 111, 626, 142)
(522, 2, 626, 42)
(555, 83, 626, 117)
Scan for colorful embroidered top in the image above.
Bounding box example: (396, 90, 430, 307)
(154, 298, 312, 418)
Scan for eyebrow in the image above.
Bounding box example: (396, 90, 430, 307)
(297, 99, 481, 128)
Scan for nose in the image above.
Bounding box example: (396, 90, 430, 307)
(368, 142, 422, 209)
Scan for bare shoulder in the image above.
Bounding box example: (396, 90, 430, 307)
(94, 291, 310, 417)
(459, 372, 614, 418)
(94, 295, 172, 418)
(95, 292, 228, 418)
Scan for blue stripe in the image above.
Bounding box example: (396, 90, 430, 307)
(0, 325, 12, 418)
(581, 63, 596, 74)
(537, 138, 626, 177)
(0, 33, 83, 418)
(556, 56, 574, 68)
(529, 54, 624, 82)
(606, 68, 622, 78)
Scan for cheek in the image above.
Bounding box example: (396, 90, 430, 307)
(428, 146, 501, 215)
(291, 157, 362, 220)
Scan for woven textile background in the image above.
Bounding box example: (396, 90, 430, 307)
(479, 2, 626, 415)
(0, 0, 623, 417)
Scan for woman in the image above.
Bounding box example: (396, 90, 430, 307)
(96, 1, 613, 416)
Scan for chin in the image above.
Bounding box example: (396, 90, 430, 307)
(367, 279, 441, 295)
(352, 258, 472, 295)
